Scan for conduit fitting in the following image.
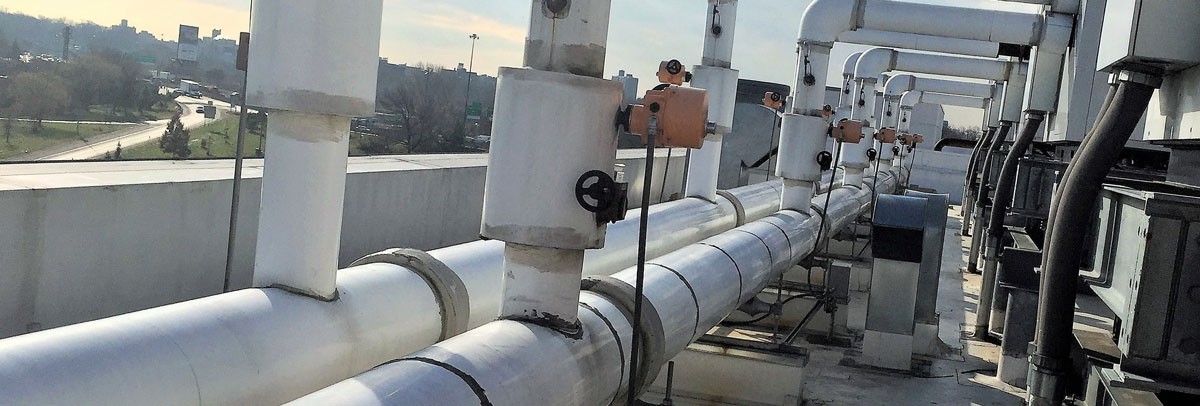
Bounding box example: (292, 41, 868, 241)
(246, 0, 383, 300)
(776, 113, 829, 211)
(350, 249, 470, 340)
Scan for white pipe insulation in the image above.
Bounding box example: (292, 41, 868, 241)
(836, 29, 1000, 59)
(0, 180, 781, 406)
(685, 0, 740, 202)
(246, 0, 383, 300)
(482, 0, 619, 330)
(288, 171, 900, 406)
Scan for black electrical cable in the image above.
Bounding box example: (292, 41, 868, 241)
(626, 126, 656, 406)
(811, 140, 843, 296)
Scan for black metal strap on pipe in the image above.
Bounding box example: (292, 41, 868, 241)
(1028, 75, 1159, 406)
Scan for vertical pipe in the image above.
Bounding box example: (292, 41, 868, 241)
(246, 0, 382, 300)
(252, 112, 351, 299)
(489, 0, 617, 330)
(973, 113, 1043, 336)
(961, 127, 994, 234)
(685, 0, 738, 201)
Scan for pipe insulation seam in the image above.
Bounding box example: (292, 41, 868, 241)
(715, 189, 748, 226)
(349, 248, 470, 339)
(580, 277, 666, 395)
(645, 263, 703, 341)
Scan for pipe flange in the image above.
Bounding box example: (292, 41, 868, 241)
(714, 190, 747, 226)
(350, 248, 470, 340)
(581, 276, 668, 398)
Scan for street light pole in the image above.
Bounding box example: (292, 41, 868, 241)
(463, 34, 479, 127)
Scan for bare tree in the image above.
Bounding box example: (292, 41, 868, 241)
(378, 63, 466, 153)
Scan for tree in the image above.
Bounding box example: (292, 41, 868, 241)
(942, 125, 982, 142)
(159, 113, 191, 158)
(378, 63, 466, 153)
(9, 72, 69, 131)
(3, 118, 12, 144)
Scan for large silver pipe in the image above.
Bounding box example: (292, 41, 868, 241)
(289, 171, 897, 405)
(0, 180, 778, 406)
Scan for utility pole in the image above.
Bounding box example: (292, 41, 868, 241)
(463, 34, 479, 127)
(61, 26, 71, 61)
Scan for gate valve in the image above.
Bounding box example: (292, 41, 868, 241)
(866, 148, 877, 162)
(763, 91, 785, 110)
(874, 127, 897, 144)
(829, 119, 863, 143)
(617, 84, 711, 149)
(575, 170, 628, 225)
(898, 133, 914, 146)
(892, 145, 901, 156)
(816, 151, 834, 171)
(821, 104, 835, 118)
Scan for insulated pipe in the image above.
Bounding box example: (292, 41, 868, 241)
(884, 75, 994, 100)
(1028, 74, 1159, 406)
(523, 0, 610, 78)
(483, 1, 619, 330)
(967, 123, 1011, 274)
(0, 181, 780, 406)
(838, 52, 864, 119)
(836, 29, 1000, 58)
(685, 0, 740, 202)
(856, 48, 1018, 84)
(972, 112, 1044, 336)
(288, 172, 898, 406)
(247, 0, 383, 300)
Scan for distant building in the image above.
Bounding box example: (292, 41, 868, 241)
(612, 70, 638, 105)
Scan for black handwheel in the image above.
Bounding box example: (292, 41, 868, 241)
(816, 151, 834, 171)
(575, 170, 617, 213)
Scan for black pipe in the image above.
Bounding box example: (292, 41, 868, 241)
(968, 124, 1010, 273)
(961, 128, 995, 235)
(1028, 77, 1158, 405)
(935, 137, 981, 152)
(973, 114, 1043, 335)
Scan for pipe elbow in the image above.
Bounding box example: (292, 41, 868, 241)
(1036, 12, 1074, 54)
(853, 47, 895, 83)
(884, 74, 915, 99)
(900, 90, 922, 109)
(842, 52, 863, 78)
(798, 0, 857, 45)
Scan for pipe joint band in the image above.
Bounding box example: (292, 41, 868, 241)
(581, 276, 668, 397)
(351, 248, 470, 340)
(715, 190, 747, 226)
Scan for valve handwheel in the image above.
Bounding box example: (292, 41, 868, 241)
(575, 170, 618, 213)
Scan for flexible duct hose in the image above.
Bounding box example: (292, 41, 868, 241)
(973, 114, 1043, 334)
(1028, 78, 1157, 406)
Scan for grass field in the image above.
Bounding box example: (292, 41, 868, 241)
(122, 116, 266, 159)
(77, 101, 180, 123)
(0, 120, 135, 160)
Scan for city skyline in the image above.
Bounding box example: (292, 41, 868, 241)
(3, 0, 1038, 128)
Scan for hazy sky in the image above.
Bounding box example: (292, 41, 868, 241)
(4, 0, 1038, 127)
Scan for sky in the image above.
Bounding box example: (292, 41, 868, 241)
(3, 0, 1039, 128)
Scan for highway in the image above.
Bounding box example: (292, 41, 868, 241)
(37, 96, 231, 161)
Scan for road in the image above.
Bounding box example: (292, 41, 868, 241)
(37, 96, 231, 161)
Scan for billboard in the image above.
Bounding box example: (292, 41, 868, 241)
(178, 25, 199, 62)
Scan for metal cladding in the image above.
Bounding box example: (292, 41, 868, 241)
(480, 67, 622, 250)
(290, 171, 899, 405)
(776, 114, 828, 182)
